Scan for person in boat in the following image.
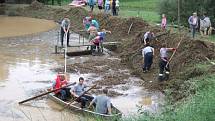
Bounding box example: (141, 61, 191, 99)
(71, 77, 94, 108)
(52, 73, 71, 101)
(88, 88, 112, 114)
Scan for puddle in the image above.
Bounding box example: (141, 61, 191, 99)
(0, 16, 164, 120)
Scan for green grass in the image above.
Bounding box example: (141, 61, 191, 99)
(119, 9, 160, 23)
(121, 74, 215, 121)
(121, 0, 159, 11)
(208, 35, 215, 42)
(119, 0, 160, 24)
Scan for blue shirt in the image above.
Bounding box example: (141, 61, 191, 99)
(91, 20, 99, 30)
(73, 84, 86, 96)
(92, 95, 111, 114)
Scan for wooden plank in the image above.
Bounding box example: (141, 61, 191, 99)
(56, 42, 121, 48)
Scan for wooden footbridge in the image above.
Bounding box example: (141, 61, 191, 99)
(54, 31, 120, 56)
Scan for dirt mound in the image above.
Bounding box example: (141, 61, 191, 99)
(94, 14, 149, 42)
(30, 0, 44, 10)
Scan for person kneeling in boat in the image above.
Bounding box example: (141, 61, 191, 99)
(71, 77, 94, 108)
(53, 74, 71, 101)
(88, 88, 112, 115)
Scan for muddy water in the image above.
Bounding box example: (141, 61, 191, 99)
(0, 17, 164, 121)
(0, 16, 57, 38)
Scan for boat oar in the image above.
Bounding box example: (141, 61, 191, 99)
(60, 84, 97, 111)
(18, 82, 76, 104)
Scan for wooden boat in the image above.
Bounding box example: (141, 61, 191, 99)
(48, 93, 122, 120)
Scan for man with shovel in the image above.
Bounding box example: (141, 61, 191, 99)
(158, 43, 176, 81)
(60, 15, 71, 47)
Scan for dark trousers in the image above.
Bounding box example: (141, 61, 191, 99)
(159, 59, 170, 81)
(159, 59, 170, 74)
(60, 27, 70, 46)
(77, 94, 94, 108)
(56, 88, 71, 101)
(112, 7, 117, 16)
(190, 25, 196, 38)
(143, 52, 153, 71)
(90, 5, 94, 11)
(62, 87, 71, 99)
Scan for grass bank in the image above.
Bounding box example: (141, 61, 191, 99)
(120, 0, 160, 24)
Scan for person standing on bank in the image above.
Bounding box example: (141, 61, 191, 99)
(61, 15, 71, 47)
(161, 14, 167, 30)
(188, 12, 198, 38)
(88, 88, 112, 114)
(142, 43, 154, 73)
(158, 43, 176, 81)
(112, 0, 116, 16)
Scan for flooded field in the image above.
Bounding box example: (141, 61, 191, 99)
(0, 16, 57, 38)
(0, 17, 164, 121)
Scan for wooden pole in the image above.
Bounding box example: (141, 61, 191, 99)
(165, 34, 184, 68)
(18, 82, 76, 104)
(128, 23, 133, 35)
(60, 84, 97, 111)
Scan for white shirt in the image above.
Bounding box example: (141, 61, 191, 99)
(142, 46, 154, 56)
(160, 48, 168, 58)
(116, 0, 119, 7)
(144, 31, 150, 40)
(192, 17, 197, 25)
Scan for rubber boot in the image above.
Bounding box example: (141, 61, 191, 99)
(158, 74, 164, 81)
(164, 71, 170, 81)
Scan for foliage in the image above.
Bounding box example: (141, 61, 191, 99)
(158, 0, 215, 27)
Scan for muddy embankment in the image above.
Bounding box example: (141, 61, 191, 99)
(2, 1, 215, 101)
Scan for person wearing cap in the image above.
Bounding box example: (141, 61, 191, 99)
(158, 43, 176, 81)
(188, 12, 198, 38)
(142, 43, 154, 73)
(88, 88, 112, 114)
(60, 16, 71, 47)
(71, 77, 94, 108)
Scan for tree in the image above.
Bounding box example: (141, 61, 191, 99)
(159, 0, 215, 27)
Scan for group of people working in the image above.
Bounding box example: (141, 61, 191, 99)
(142, 30, 176, 81)
(83, 15, 111, 52)
(60, 14, 111, 54)
(87, 0, 120, 16)
(52, 73, 112, 115)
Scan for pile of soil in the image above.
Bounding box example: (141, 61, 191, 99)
(30, 0, 44, 10)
